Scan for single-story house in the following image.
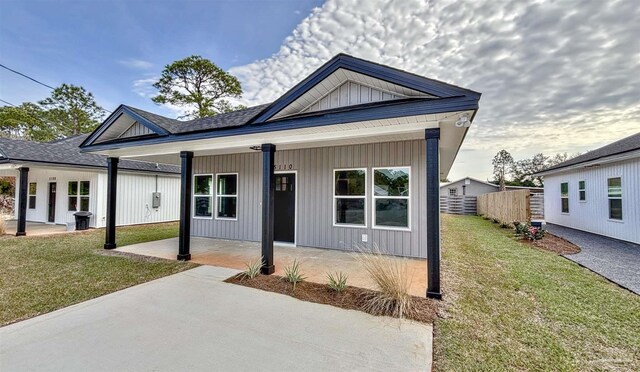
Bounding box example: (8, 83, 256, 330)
(79, 54, 482, 298)
(440, 176, 544, 197)
(537, 132, 639, 244)
(0, 134, 180, 234)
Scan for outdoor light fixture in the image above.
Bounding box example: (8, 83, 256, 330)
(454, 114, 470, 128)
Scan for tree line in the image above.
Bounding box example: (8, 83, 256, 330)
(492, 149, 576, 189)
(0, 55, 244, 142)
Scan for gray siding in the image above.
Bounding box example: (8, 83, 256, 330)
(192, 140, 429, 258)
(303, 81, 402, 114)
(120, 122, 153, 138)
(440, 178, 497, 197)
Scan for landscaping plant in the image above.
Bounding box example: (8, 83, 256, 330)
(513, 221, 545, 240)
(354, 246, 414, 319)
(326, 271, 348, 292)
(240, 257, 262, 279)
(283, 259, 306, 289)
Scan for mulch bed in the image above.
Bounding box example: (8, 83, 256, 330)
(225, 274, 439, 324)
(520, 233, 581, 255)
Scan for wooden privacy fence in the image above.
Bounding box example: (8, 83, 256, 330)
(530, 193, 545, 220)
(477, 189, 531, 224)
(440, 195, 477, 215)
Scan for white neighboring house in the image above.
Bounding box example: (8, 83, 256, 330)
(538, 132, 640, 244)
(0, 134, 180, 232)
(440, 176, 543, 197)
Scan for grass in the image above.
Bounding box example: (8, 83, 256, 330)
(435, 214, 640, 371)
(0, 222, 197, 326)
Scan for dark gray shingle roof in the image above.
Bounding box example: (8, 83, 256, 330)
(124, 104, 270, 134)
(542, 131, 640, 173)
(0, 134, 180, 174)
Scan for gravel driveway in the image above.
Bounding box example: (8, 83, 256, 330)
(546, 224, 640, 294)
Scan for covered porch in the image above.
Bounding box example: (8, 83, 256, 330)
(116, 237, 428, 297)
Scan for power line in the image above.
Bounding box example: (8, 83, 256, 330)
(0, 63, 111, 113)
(0, 63, 56, 90)
(0, 98, 16, 107)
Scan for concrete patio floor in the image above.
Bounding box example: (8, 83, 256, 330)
(0, 266, 432, 371)
(4, 220, 70, 236)
(116, 237, 428, 297)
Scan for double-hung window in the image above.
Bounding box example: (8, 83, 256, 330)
(334, 169, 366, 226)
(68, 181, 90, 211)
(560, 182, 569, 213)
(28, 182, 37, 209)
(578, 180, 586, 201)
(194, 175, 213, 218)
(607, 177, 622, 220)
(216, 173, 238, 219)
(373, 167, 410, 229)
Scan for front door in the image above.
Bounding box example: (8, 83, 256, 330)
(274, 173, 296, 244)
(48, 182, 56, 223)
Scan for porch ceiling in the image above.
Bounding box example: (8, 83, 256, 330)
(90, 110, 473, 178)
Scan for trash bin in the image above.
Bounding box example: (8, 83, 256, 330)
(73, 211, 93, 231)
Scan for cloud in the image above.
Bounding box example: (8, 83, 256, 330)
(229, 0, 640, 179)
(119, 59, 154, 70)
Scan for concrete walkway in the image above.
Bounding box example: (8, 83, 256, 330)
(547, 224, 640, 294)
(0, 266, 432, 371)
(4, 220, 70, 236)
(117, 237, 428, 297)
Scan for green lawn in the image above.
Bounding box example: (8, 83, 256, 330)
(435, 215, 640, 371)
(0, 223, 197, 326)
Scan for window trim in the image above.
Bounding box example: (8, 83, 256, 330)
(578, 180, 586, 202)
(193, 173, 214, 219)
(332, 167, 367, 229)
(560, 181, 569, 214)
(214, 172, 239, 221)
(372, 166, 411, 231)
(28, 182, 37, 209)
(607, 176, 623, 221)
(67, 180, 91, 212)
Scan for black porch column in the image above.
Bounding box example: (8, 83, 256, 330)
(260, 144, 276, 274)
(425, 128, 442, 299)
(104, 157, 119, 249)
(177, 151, 193, 261)
(15, 167, 29, 236)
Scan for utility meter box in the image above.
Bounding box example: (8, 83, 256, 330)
(152, 192, 161, 208)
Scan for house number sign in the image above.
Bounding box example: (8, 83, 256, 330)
(274, 164, 294, 170)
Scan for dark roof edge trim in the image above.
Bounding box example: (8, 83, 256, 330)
(538, 148, 640, 175)
(0, 158, 180, 174)
(81, 105, 170, 147)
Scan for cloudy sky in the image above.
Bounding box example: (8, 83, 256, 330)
(1, 0, 638, 180)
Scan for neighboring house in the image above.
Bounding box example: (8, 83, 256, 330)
(537, 132, 640, 244)
(0, 134, 180, 232)
(79, 54, 482, 298)
(440, 177, 543, 196)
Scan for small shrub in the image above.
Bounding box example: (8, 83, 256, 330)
(513, 221, 527, 235)
(326, 271, 348, 292)
(492, 218, 500, 224)
(283, 259, 306, 289)
(523, 225, 545, 241)
(353, 246, 414, 319)
(239, 257, 262, 279)
(500, 222, 510, 229)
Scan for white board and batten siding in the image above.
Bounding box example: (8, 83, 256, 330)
(192, 140, 429, 258)
(544, 158, 640, 244)
(4, 166, 180, 228)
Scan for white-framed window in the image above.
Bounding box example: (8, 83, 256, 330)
(373, 167, 410, 230)
(578, 180, 586, 202)
(68, 181, 90, 211)
(333, 168, 367, 227)
(607, 177, 622, 220)
(193, 174, 213, 218)
(448, 188, 457, 196)
(560, 182, 569, 213)
(28, 182, 37, 209)
(215, 173, 238, 220)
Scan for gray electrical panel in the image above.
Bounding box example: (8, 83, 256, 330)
(152, 192, 161, 208)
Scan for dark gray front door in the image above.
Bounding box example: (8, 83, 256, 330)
(48, 182, 56, 223)
(274, 173, 295, 243)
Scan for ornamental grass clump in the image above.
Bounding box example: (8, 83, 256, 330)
(239, 257, 263, 279)
(283, 259, 306, 290)
(354, 246, 414, 319)
(326, 271, 348, 292)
